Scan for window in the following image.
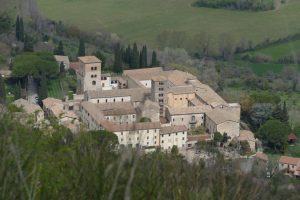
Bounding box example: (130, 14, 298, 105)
(159, 99, 164, 103)
(159, 82, 164, 85)
(154, 136, 157, 139)
(180, 98, 182, 100)
(121, 98, 124, 102)
(137, 137, 139, 140)
(133, 115, 135, 118)
(159, 88, 164, 91)
(182, 137, 185, 140)
(92, 81, 96, 85)
(159, 93, 164, 97)
(121, 139, 123, 142)
(121, 132, 123, 135)
(94, 67, 97, 70)
(173, 118, 175, 122)
(162, 140, 164, 143)
(155, 141, 156, 144)
(192, 115, 195, 121)
(147, 137, 149, 139)
(182, 118, 183, 121)
(106, 99, 108, 103)
(102, 83, 105, 87)
(113, 98, 116, 102)
(129, 138, 131, 141)
(169, 134, 170, 137)
(147, 130, 149, 133)
(97, 100, 99, 103)
(176, 133, 177, 136)
(147, 142, 149, 145)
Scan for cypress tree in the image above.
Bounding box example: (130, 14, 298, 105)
(131, 43, 139, 68)
(93, 51, 106, 68)
(14, 81, 21, 99)
(60, 62, 65, 76)
(38, 73, 48, 103)
(125, 45, 132, 66)
(281, 101, 289, 123)
(113, 43, 122, 73)
(19, 17, 24, 42)
(272, 104, 282, 121)
(78, 39, 85, 57)
(15, 16, 20, 41)
(0, 76, 6, 104)
(140, 45, 147, 67)
(151, 51, 159, 67)
(143, 45, 148, 67)
(55, 41, 65, 55)
(139, 51, 143, 68)
(24, 34, 34, 52)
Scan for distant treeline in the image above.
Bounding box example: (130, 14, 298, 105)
(193, 0, 275, 11)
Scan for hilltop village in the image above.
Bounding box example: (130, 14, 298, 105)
(46, 56, 241, 150)
(6, 55, 300, 177)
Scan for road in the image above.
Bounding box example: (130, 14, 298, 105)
(27, 76, 38, 104)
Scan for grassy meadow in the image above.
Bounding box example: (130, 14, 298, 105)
(36, 0, 300, 51)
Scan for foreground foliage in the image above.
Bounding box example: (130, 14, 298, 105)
(0, 113, 300, 199)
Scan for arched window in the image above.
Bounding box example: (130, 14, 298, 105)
(92, 81, 96, 85)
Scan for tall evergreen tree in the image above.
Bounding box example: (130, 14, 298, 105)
(15, 16, 20, 41)
(113, 43, 122, 73)
(139, 51, 143, 68)
(23, 34, 34, 52)
(19, 17, 24, 42)
(78, 39, 85, 57)
(0, 76, 6, 104)
(93, 51, 106, 68)
(131, 43, 139, 68)
(281, 101, 289, 123)
(55, 41, 65, 55)
(38, 73, 48, 103)
(60, 62, 66, 77)
(125, 45, 132, 65)
(151, 51, 159, 67)
(140, 45, 148, 67)
(272, 104, 282, 121)
(14, 81, 21, 99)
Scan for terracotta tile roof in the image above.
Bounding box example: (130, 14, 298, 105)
(78, 56, 101, 64)
(96, 102, 136, 116)
(13, 98, 42, 114)
(42, 97, 62, 108)
(70, 62, 80, 71)
(167, 105, 212, 115)
(187, 134, 212, 142)
(255, 152, 268, 162)
(86, 88, 150, 102)
(279, 156, 300, 165)
(160, 125, 188, 135)
(124, 67, 163, 80)
(167, 85, 195, 95)
(189, 80, 227, 107)
(206, 107, 240, 124)
(239, 130, 255, 142)
(288, 133, 298, 141)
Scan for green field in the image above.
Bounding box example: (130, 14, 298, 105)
(48, 79, 63, 99)
(250, 39, 300, 60)
(36, 0, 300, 51)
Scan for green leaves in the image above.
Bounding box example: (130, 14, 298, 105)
(12, 52, 59, 79)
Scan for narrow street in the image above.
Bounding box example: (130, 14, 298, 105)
(27, 76, 38, 104)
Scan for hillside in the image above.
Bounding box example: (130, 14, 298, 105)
(36, 0, 300, 52)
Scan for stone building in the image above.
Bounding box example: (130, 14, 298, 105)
(77, 56, 102, 93)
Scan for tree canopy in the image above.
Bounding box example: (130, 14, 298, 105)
(257, 119, 290, 153)
(12, 52, 59, 79)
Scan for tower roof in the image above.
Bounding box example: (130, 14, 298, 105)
(78, 56, 101, 64)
